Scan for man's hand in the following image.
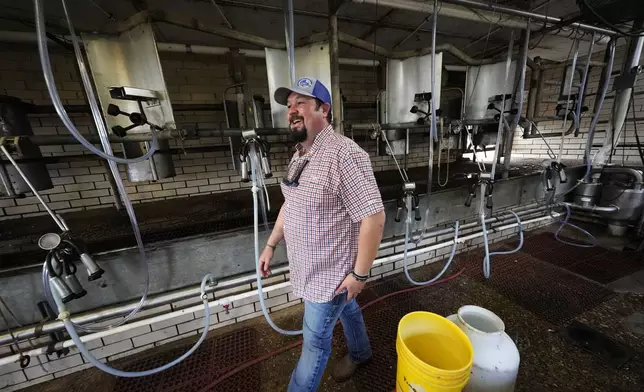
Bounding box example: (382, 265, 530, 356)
(258, 247, 274, 278)
(335, 274, 366, 301)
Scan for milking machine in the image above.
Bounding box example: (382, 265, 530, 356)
(10, 0, 218, 376)
(242, 131, 303, 336)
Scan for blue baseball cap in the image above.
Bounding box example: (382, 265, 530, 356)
(274, 77, 332, 107)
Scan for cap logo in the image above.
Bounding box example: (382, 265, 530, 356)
(297, 78, 313, 88)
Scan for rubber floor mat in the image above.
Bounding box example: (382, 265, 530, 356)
(461, 251, 616, 325)
(560, 321, 637, 369)
(113, 327, 259, 392)
(565, 251, 644, 284)
(517, 233, 643, 284)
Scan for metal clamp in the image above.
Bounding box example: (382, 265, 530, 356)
(241, 130, 258, 140)
(395, 182, 421, 222)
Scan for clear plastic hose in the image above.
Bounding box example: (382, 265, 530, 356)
(51, 274, 214, 377)
(482, 211, 524, 279)
(552, 203, 596, 248)
(403, 195, 460, 286)
(249, 149, 302, 336)
(35, 0, 158, 165)
(50, 0, 151, 332)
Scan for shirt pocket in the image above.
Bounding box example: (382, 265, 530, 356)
(295, 174, 337, 212)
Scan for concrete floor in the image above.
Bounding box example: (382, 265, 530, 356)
(27, 223, 644, 392)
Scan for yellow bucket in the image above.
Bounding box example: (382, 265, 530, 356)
(395, 311, 474, 392)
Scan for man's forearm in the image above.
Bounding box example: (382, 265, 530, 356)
(353, 211, 386, 275)
(267, 207, 285, 246)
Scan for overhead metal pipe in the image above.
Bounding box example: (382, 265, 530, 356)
(0, 31, 380, 67)
(284, 0, 296, 85)
(350, 0, 615, 38)
(349, 122, 430, 131)
(503, 26, 531, 179)
(330, 6, 343, 134)
(16, 128, 291, 146)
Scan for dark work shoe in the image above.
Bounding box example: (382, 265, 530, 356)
(331, 355, 372, 383)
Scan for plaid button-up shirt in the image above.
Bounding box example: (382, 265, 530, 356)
(280, 125, 384, 303)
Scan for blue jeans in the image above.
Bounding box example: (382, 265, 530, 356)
(287, 292, 372, 392)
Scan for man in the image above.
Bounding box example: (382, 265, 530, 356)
(258, 77, 386, 392)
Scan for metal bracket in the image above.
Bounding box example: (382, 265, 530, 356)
(242, 130, 258, 140)
(402, 182, 416, 192)
(0, 136, 27, 157)
(614, 65, 642, 92)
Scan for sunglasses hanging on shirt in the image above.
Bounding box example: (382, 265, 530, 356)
(282, 156, 310, 187)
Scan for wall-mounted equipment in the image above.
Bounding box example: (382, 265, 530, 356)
(464, 61, 518, 123)
(83, 23, 175, 182)
(266, 42, 333, 128)
(382, 53, 443, 156)
(0, 96, 53, 197)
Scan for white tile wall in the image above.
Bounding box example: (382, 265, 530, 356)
(132, 327, 178, 348)
(101, 325, 152, 345)
(89, 340, 134, 360)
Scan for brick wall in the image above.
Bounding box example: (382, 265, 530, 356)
(511, 44, 644, 164)
(0, 44, 445, 220)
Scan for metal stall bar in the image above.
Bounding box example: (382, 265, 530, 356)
(502, 25, 531, 179)
(15, 128, 291, 146)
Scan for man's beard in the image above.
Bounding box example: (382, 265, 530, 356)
(291, 126, 307, 142)
(289, 115, 307, 142)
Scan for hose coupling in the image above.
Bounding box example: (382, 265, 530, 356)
(57, 311, 71, 321)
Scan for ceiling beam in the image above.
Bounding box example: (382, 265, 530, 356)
(463, 0, 554, 51)
(359, 9, 396, 40)
(208, 0, 235, 30)
(186, 0, 507, 44)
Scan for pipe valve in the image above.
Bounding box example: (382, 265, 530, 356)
(395, 182, 421, 223)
